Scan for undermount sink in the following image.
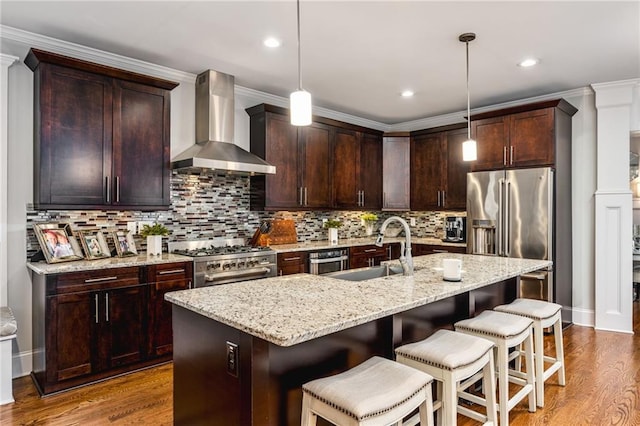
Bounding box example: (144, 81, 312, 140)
(326, 265, 403, 281)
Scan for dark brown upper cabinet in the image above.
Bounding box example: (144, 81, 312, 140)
(25, 48, 178, 210)
(246, 104, 383, 211)
(410, 125, 469, 211)
(470, 99, 578, 172)
(333, 129, 382, 210)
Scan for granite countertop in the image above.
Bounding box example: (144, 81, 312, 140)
(165, 253, 550, 347)
(27, 253, 192, 275)
(270, 237, 466, 253)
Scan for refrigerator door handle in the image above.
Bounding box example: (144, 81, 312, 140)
(505, 180, 511, 256)
(498, 178, 504, 256)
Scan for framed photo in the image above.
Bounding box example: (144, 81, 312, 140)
(78, 231, 111, 260)
(33, 223, 84, 263)
(112, 230, 138, 257)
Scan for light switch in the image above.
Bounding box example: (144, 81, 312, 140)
(410, 218, 416, 227)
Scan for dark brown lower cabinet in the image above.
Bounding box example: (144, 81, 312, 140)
(31, 261, 192, 395)
(412, 244, 467, 256)
(277, 251, 309, 276)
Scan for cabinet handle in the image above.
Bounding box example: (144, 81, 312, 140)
(503, 146, 507, 166)
(115, 176, 120, 203)
(387, 245, 392, 259)
(437, 190, 441, 207)
(278, 270, 283, 276)
(442, 190, 446, 207)
(433, 249, 449, 253)
(510, 146, 514, 165)
(84, 276, 118, 283)
(94, 294, 99, 324)
(383, 192, 386, 207)
(188, 280, 193, 289)
(361, 190, 365, 207)
(105, 177, 111, 203)
(364, 248, 377, 253)
(299, 187, 303, 206)
(105, 293, 109, 322)
(356, 190, 361, 207)
(304, 187, 308, 206)
(158, 269, 185, 275)
(284, 256, 301, 261)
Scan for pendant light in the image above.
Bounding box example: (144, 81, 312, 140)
(459, 32, 477, 161)
(290, 0, 312, 126)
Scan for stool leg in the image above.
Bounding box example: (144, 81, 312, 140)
(442, 371, 458, 426)
(524, 330, 537, 412)
(301, 393, 317, 426)
(435, 380, 444, 426)
(420, 384, 435, 426)
(554, 318, 566, 386)
(534, 323, 545, 408)
(483, 351, 498, 426)
(496, 345, 509, 426)
(514, 342, 523, 372)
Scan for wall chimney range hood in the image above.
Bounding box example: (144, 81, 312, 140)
(171, 70, 276, 175)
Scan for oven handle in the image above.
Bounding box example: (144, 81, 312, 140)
(204, 267, 272, 282)
(309, 255, 349, 264)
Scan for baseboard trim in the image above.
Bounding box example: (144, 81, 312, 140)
(12, 349, 32, 379)
(571, 307, 595, 327)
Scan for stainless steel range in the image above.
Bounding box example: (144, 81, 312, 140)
(168, 238, 277, 287)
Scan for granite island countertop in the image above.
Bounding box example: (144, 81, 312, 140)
(269, 236, 466, 253)
(165, 253, 550, 347)
(27, 253, 193, 275)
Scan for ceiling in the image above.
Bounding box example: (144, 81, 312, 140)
(1, 1, 638, 124)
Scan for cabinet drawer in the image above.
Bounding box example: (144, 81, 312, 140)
(49, 267, 141, 295)
(277, 251, 309, 276)
(350, 245, 386, 257)
(412, 244, 467, 256)
(151, 262, 192, 281)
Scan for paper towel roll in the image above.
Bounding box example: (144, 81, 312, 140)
(443, 258, 462, 281)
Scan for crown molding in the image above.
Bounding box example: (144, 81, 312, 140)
(0, 54, 19, 67)
(0, 25, 196, 84)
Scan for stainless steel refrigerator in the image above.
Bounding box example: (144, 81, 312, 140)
(467, 167, 560, 310)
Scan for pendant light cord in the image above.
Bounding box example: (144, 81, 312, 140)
(296, 0, 302, 91)
(466, 39, 471, 140)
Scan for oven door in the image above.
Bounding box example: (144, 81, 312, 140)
(309, 250, 349, 275)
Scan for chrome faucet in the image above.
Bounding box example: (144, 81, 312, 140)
(375, 216, 413, 276)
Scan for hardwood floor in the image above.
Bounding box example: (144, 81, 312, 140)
(2, 303, 639, 425)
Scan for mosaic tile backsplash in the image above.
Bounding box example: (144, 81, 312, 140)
(26, 170, 465, 258)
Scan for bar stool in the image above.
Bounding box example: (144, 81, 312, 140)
(494, 298, 565, 408)
(301, 356, 435, 426)
(395, 329, 497, 426)
(454, 310, 536, 426)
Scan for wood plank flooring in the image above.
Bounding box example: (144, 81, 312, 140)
(2, 303, 639, 425)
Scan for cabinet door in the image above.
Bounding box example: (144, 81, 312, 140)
(411, 133, 444, 210)
(471, 116, 509, 171)
(277, 252, 309, 276)
(444, 128, 471, 209)
(148, 264, 191, 357)
(359, 133, 383, 210)
(102, 285, 147, 369)
(383, 136, 410, 210)
(300, 123, 332, 208)
(46, 291, 97, 383)
(263, 113, 300, 208)
(112, 81, 171, 208)
(37, 64, 112, 207)
(333, 129, 360, 209)
(509, 108, 554, 167)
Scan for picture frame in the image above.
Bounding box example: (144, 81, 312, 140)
(78, 231, 111, 260)
(33, 223, 85, 264)
(112, 230, 138, 257)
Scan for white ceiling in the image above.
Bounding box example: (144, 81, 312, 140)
(1, 1, 638, 124)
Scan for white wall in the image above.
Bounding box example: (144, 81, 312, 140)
(0, 27, 616, 377)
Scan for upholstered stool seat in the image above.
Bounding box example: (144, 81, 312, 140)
(301, 356, 434, 426)
(455, 310, 536, 425)
(395, 329, 497, 426)
(494, 298, 565, 408)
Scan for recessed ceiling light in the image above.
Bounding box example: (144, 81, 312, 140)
(401, 90, 414, 98)
(518, 58, 539, 67)
(263, 37, 281, 48)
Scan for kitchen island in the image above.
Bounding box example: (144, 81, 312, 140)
(166, 253, 550, 425)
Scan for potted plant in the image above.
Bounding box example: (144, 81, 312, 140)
(139, 222, 170, 256)
(360, 213, 378, 236)
(323, 219, 342, 245)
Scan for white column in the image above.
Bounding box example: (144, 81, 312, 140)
(0, 54, 19, 308)
(592, 79, 637, 333)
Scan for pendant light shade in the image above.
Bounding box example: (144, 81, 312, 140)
(290, 0, 312, 126)
(460, 32, 477, 162)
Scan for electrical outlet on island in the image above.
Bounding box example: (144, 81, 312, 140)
(410, 217, 416, 227)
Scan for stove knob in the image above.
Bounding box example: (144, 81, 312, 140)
(237, 261, 245, 269)
(213, 263, 221, 270)
(223, 263, 231, 271)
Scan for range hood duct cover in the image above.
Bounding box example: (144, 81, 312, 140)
(171, 70, 276, 175)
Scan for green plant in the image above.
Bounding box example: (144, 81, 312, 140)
(139, 222, 171, 237)
(323, 219, 343, 229)
(361, 213, 378, 223)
